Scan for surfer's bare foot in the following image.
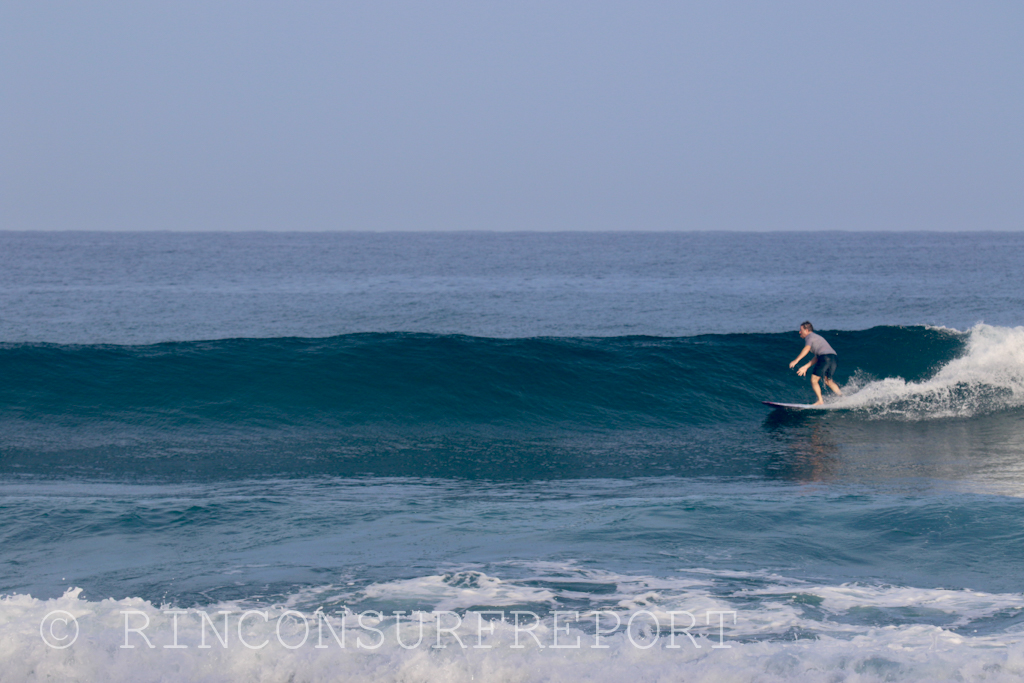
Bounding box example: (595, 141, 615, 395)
(812, 400, 824, 405)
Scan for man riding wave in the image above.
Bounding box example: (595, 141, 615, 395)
(790, 321, 843, 405)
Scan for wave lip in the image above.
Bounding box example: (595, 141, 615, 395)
(837, 324, 1024, 419)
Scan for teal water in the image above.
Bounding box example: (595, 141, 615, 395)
(3, 232, 1024, 682)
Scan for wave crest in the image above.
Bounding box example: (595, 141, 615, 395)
(838, 324, 1024, 418)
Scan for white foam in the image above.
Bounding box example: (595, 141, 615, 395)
(349, 571, 560, 612)
(7, 566, 1024, 682)
(835, 324, 1024, 418)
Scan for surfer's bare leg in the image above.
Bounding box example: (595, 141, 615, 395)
(810, 375, 824, 405)
(825, 378, 843, 396)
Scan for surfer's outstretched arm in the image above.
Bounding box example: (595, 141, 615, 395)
(789, 345, 811, 369)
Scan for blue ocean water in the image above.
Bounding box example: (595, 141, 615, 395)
(3, 231, 1024, 682)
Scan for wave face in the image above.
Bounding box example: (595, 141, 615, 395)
(0, 326, 968, 428)
(9, 324, 1024, 482)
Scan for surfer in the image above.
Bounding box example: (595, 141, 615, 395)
(789, 322, 843, 405)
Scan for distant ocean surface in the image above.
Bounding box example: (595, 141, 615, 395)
(3, 231, 1024, 682)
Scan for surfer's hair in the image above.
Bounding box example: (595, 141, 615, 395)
(800, 321, 814, 331)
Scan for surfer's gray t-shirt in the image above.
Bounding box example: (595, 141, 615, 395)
(805, 332, 836, 356)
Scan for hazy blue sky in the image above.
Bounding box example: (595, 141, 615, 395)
(2, 1, 1021, 231)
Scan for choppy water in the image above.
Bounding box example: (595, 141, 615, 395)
(3, 231, 1024, 682)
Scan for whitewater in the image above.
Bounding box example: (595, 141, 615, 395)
(3, 231, 1024, 682)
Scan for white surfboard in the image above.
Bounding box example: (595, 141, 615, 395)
(762, 401, 833, 410)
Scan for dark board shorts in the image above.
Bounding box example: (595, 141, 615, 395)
(812, 354, 837, 380)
